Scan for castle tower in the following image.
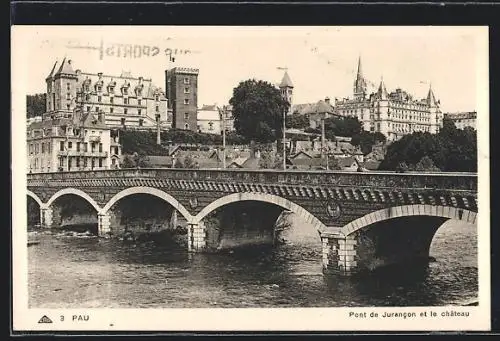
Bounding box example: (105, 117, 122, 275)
(426, 84, 442, 134)
(51, 57, 78, 119)
(165, 67, 199, 131)
(45, 61, 58, 114)
(353, 56, 367, 100)
(279, 71, 294, 114)
(376, 76, 390, 138)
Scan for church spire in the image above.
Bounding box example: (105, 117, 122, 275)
(357, 55, 363, 79)
(353, 55, 367, 100)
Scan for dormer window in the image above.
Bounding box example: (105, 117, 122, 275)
(155, 94, 160, 101)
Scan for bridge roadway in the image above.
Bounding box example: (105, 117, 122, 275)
(27, 168, 478, 275)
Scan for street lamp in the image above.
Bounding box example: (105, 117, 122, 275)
(283, 105, 287, 170)
(217, 106, 227, 169)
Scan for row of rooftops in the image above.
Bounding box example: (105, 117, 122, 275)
(444, 111, 477, 120)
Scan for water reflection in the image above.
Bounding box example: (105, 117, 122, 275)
(28, 218, 477, 308)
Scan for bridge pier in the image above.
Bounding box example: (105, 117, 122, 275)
(98, 213, 112, 238)
(188, 222, 206, 252)
(321, 231, 358, 276)
(40, 206, 53, 228)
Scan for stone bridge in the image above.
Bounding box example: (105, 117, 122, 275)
(26, 168, 478, 275)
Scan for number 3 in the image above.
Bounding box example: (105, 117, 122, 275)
(60, 315, 64, 321)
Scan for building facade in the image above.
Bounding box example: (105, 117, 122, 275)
(444, 111, 477, 130)
(165, 67, 199, 131)
(197, 105, 222, 135)
(27, 111, 121, 173)
(334, 57, 444, 141)
(44, 58, 169, 131)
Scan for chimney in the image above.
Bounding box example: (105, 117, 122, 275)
(68, 60, 72, 65)
(325, 97, 330, 104)
(97, 72, 103, 79)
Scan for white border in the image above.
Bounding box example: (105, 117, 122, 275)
(11, 26, 490, 332)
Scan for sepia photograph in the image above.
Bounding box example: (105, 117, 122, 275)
(12, 25, 490, 331)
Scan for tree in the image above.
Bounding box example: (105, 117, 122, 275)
(121, 155, 136, 168)
(286, 113, 309, 129)
(323, 116, 362, 137)
(26, 94, 46, 118)
(351, 131, 387, 155)
(378, 120, 477, 172)
(183, 154, 196, 169)
(229, 79, 290, 144)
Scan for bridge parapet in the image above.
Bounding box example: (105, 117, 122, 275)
(27, 168, 478, 192)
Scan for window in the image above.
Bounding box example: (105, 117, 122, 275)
(121, 118, 126, 125)
(123, 98, 128, 105)
(138, 109, 142, 116)
(68, 157, 72, 169)
(66, 93, 71, 100)
(110, 97, 114, 104)
(110, 108, 114, 114)
(112, 158, 116, 165)
(87, 106, 90, 112)
(76, 158, 80, 168)
(41, 143, 45, 154)
(184, 113, 189, 120)
(91, 158, 95, 169)
(139, 119, 143, 127)
(67, 104, 70, 110)
(91, 142, 96, 152)
(138, 99, 141, 106)
(208, 122, 214, 130)
(77, 142, 80, 152)
(84, 142, 88, 152)
(68, 141, 72, 150)
(184, 99, 189, 105)
(84, 157, 88, 167)
(97, 86, 102, 92)
(183, 77, 190, 84)
(155, 105, 159, 112)
(99, 158, 103, 167)
(60, 141, 64, 151)
(99, 143, 103, 152)
(124, 108, 128, 115)
(86, 94, 90, 101)
(67, 83, 70, 90)
(59, 158, 64, 168)
(95, 107, 99, 113)
(98, 96, 102, 102)
(184, 87, 190, 94)
(184, 123, 189, 130)
(155, 95, 159, 101)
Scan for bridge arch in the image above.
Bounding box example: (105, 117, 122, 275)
(27, 190, 44, 207)
(101, 187, 193, 222)
(46, 188, 101, 212)
(194, 192, 327, 232)
(341, 204, 477, 236)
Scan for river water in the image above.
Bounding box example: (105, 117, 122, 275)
(28, 216, 477, 308)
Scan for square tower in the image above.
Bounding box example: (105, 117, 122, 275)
(165, 67, 199, 131)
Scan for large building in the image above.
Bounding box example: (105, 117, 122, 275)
(165, 67, 199, 131)
(444, 111, 477, 130)
(27, 111, 122, 173)
(44, 58, 169, 130)
(334, 57, 444, 141)
(196, 104, 235, 135)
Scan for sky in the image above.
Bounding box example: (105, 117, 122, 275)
(13, 26, 488, 113)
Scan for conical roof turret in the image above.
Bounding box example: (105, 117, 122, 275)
(279, 71, 294, 88)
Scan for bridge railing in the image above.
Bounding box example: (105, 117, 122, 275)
(27, 168, 478, 192)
